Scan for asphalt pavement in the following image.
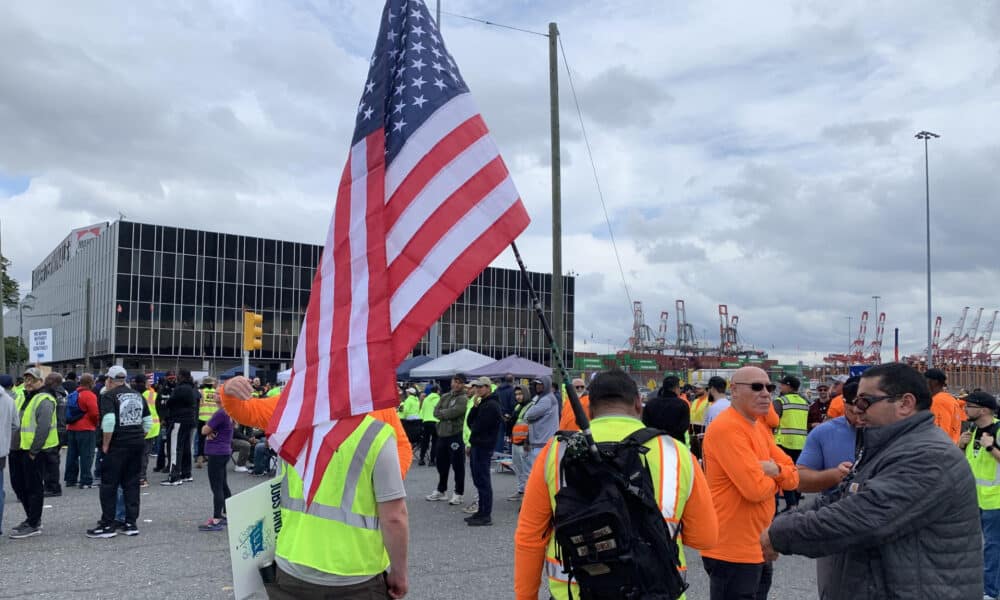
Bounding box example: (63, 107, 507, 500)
(1, 450, 818, 599)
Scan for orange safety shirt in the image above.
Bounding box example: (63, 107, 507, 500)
(827, 395, 845, 419)
(931, 391, 961, 443)
(558, 394, 590, 431)
(701, 406, 799, 564)
(512, 424, 718, 599)
(217, 382, 412, 476)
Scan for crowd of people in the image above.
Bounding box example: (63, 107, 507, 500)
(3, 360, 997, 600)
(0, 367, 281, 540)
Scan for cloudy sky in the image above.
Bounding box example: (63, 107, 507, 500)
(2, 0, 999, 363)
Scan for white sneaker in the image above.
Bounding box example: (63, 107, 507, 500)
(234, 466, 248, 473)
(462, 502, 479, 514)
(448, 493, 463, 505)
(425, 490, 448, 501)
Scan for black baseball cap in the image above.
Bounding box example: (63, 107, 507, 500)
(965, 391, 997, 412)
(925, 368, 947, 383)
(779, 375, 800, 389)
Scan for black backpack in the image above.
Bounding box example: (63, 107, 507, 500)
(552, 428, 688, 600)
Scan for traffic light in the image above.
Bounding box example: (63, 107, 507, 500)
(243, 311, 263, 351)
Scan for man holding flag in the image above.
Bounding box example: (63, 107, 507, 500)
(222, 0, 530, 597)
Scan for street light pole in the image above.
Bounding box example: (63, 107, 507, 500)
(916, 130, 939, 368)
(872, 295, 880, 317)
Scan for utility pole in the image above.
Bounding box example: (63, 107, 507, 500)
(549, 22, 562, 381)
(872, 295, 880, 317)
(0, 220, 5, 373)
(916, 130, 939, 367)
(84, 277, 92, 371)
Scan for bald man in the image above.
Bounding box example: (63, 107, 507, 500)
(701, 367, 799, 599)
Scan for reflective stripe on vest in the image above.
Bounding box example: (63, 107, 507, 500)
(775, 394, 809, 450)
(20, 392, 59, 450)
(966, 419, 1000, 510)
(277, 416, 393, 576)
(541, 416, 695, 600)
(143, 390, 160, 439)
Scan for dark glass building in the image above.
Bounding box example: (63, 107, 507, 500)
(10, 220, 574, 376)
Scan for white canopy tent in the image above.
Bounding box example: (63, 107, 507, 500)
(277, 368, 292, 383)
(408, 349, 496, 379)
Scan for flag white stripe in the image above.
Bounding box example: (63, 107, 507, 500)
(348, 140, 374, 415)
(390, 175, 519, 329)
(385, 93, 479, 200)
(386, 135, 499, 264)
(300, 420, 335, 499)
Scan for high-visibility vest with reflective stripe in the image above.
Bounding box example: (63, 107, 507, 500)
(542, 415, 696, 600)
(143, 389, 160, 439)
(198, 387, 218, 421)
(420, 393, 440, 423)
(278, 415, 394, 576)
(966, 418, 1000, 510)
(400, 395, 420, 420)
(14, 385, 26, 410)
(20, 392, 59, 450)
(775, 394, 809, 450)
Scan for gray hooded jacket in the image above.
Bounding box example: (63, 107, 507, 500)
(769, 411, 982, 600)
(523, 375, 559, 449)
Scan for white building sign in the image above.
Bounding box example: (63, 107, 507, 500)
(29, 328, 53, 363)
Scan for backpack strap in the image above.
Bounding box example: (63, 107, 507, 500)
(622, 427, 667, 447)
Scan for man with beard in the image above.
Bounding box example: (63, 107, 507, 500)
(464, 377, 503, 526)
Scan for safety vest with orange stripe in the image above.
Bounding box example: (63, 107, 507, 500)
(542, 415, 696, 600)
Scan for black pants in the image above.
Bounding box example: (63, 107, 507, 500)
(43, 446, 62, 494)
(140, 438, 153, 481)
(9, 450, 46, 527)
(402, 420, 422, 445)
(65, 429, 96, 486)
(435, 435, 465, 495)
(156, 421, 171, 470)
(196, 419, 208, 458)
(470, 445, 493, 517)
(207, 454, 232, 519)
(419, 422, 437, 464)
(100, 444, 143, 525)
(777, 446, 801, 508)
(702, 557, 773, 600)
(169, 422, 194, 479)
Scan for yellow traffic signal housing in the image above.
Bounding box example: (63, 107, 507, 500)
(243, 311, 263, 351)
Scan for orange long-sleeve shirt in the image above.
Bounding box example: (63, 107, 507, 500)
(513, 416, 718, 600)
(701, 406, 798, 564)
(558, 394, 590, 431)
(931, 391, 961, 443)
(762, 401, 780, 430)
(217, 383, 412, 476)
(827, 395, 845, 419)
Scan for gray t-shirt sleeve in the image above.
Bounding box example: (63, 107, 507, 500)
(372, 436, 406, 503)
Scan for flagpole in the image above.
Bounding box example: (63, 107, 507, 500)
(510, 242, 598, 460)
(548, 22, 564, 387)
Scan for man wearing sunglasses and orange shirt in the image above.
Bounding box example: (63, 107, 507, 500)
(763, 362, 981, 600)
(701, 366, 799, 599)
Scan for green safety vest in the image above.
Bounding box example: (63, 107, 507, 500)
(278, 415, 394, 576)
(14, 385, 25, 408)
(775, 394, 809, 451)
(542, 416, 696, 600)
(420, 393, 440, 423)
(400, 395, 421, 420)
(266, 387, 281, 398)
(143, 389, 160, 439)
(966, 418, 1000, 510)
(199, 387, 218, 421)
(20, 391, 59, 451)
(463, 396, 474, 445)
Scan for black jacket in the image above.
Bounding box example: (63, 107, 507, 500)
(467, 393, 503, 448)
(769, 411, 982, 599)
(166, 382, 198, 425)
(642, 390, 690, 443)
(156, 380, 175, 421)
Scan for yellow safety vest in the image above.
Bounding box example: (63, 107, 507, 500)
(966, 418, 1000, 510)
(199, 387, 218, 421)
(20, 392, 59, 451)
(143, 389, 160, 439)
(775, 394, 809, 450)
(400, 395, 420, 420)
(420, 393, 440, 423)
(278, 416, 395, 576)
(266, 387, 281, 398)
(542, 415, 696, 600)
(690, 395, 710, 426)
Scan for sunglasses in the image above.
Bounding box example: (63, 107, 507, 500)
(732, 382, 777, 393)
(852, 393, 902, 412)
(574, 385, 585, 390)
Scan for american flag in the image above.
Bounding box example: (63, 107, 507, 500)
(268, 0, 530, 504)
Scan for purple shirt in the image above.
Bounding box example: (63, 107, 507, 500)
(205, 408, 234, 456)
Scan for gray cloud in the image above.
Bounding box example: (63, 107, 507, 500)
(821, 118, 911, 146)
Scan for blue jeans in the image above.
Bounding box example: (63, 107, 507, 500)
(983, 509, 1000, 597)
(469, 446, 493, 518)
(253, 442, 270, 475)
(65, 430, 96, 486)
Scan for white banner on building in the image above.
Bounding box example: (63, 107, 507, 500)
(29, 328, 53, 363)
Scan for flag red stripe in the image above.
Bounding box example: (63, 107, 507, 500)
(363, 133, 397, 414)
(383, 115, 488, 230)
(386, 156, 509, 289)
(391, 201, 531, 361)
(328, 146, 357, 421)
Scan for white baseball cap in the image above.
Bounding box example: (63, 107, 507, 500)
(107, 365, 128, 380)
